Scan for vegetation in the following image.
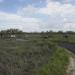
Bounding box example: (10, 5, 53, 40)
(0, 29, 70, 75)
(35, 47, 69, 75)
(0, 39, 54, 75)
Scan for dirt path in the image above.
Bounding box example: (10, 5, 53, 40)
(59, 43, 75, 75)
(67, 52, 75, 75)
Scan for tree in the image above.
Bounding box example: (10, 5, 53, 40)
(0, 29, 23, 39)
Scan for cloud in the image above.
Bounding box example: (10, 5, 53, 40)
(18, 0, 75, 30)
(17, 5, 38, 17)
(37, 1, 75, 31)
(0, 11, 41, 32)
(38, 1, 75, 15)
(0, 0, 75, 32)
(64, 0, 75, 4)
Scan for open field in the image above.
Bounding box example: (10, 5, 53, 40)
(0, 31, 70, 75)
(0, 38, 54, 75)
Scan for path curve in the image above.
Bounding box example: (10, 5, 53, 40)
(67, 52, 75, 75)
(59, 43, 75, 75)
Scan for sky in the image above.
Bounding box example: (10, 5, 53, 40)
(0, 0, 75, 32)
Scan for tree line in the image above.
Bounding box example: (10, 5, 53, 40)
(0, 29, 23, 39)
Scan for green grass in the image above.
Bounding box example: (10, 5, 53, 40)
(35, 46, 69, 75)
(49, 33, 75, 43)
(0, 39, 54, 75)
(0, 34, 69, 75)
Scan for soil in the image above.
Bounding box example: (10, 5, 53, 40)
(67, 52, 75, 75)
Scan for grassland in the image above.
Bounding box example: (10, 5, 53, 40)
(36, 47, 69, 75)
(0, 31, 70, 75)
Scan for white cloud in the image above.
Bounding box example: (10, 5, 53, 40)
(37, 1, 75, 31)
(16, 1, 75, 32)
(0, 0, 75, 32)
(17, 5, 38, 17)
(0, 11, 41, 32)
(38, 2, 75, 15)
(64, 0, 75, 3)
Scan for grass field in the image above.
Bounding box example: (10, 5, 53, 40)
(0, 38, 54, 75)
(0, 33, 69, 75)
(0, 30, 72, 75)
(36, 47, 69, 75)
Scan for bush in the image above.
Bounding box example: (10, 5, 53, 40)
(35, 47, 69, 75)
